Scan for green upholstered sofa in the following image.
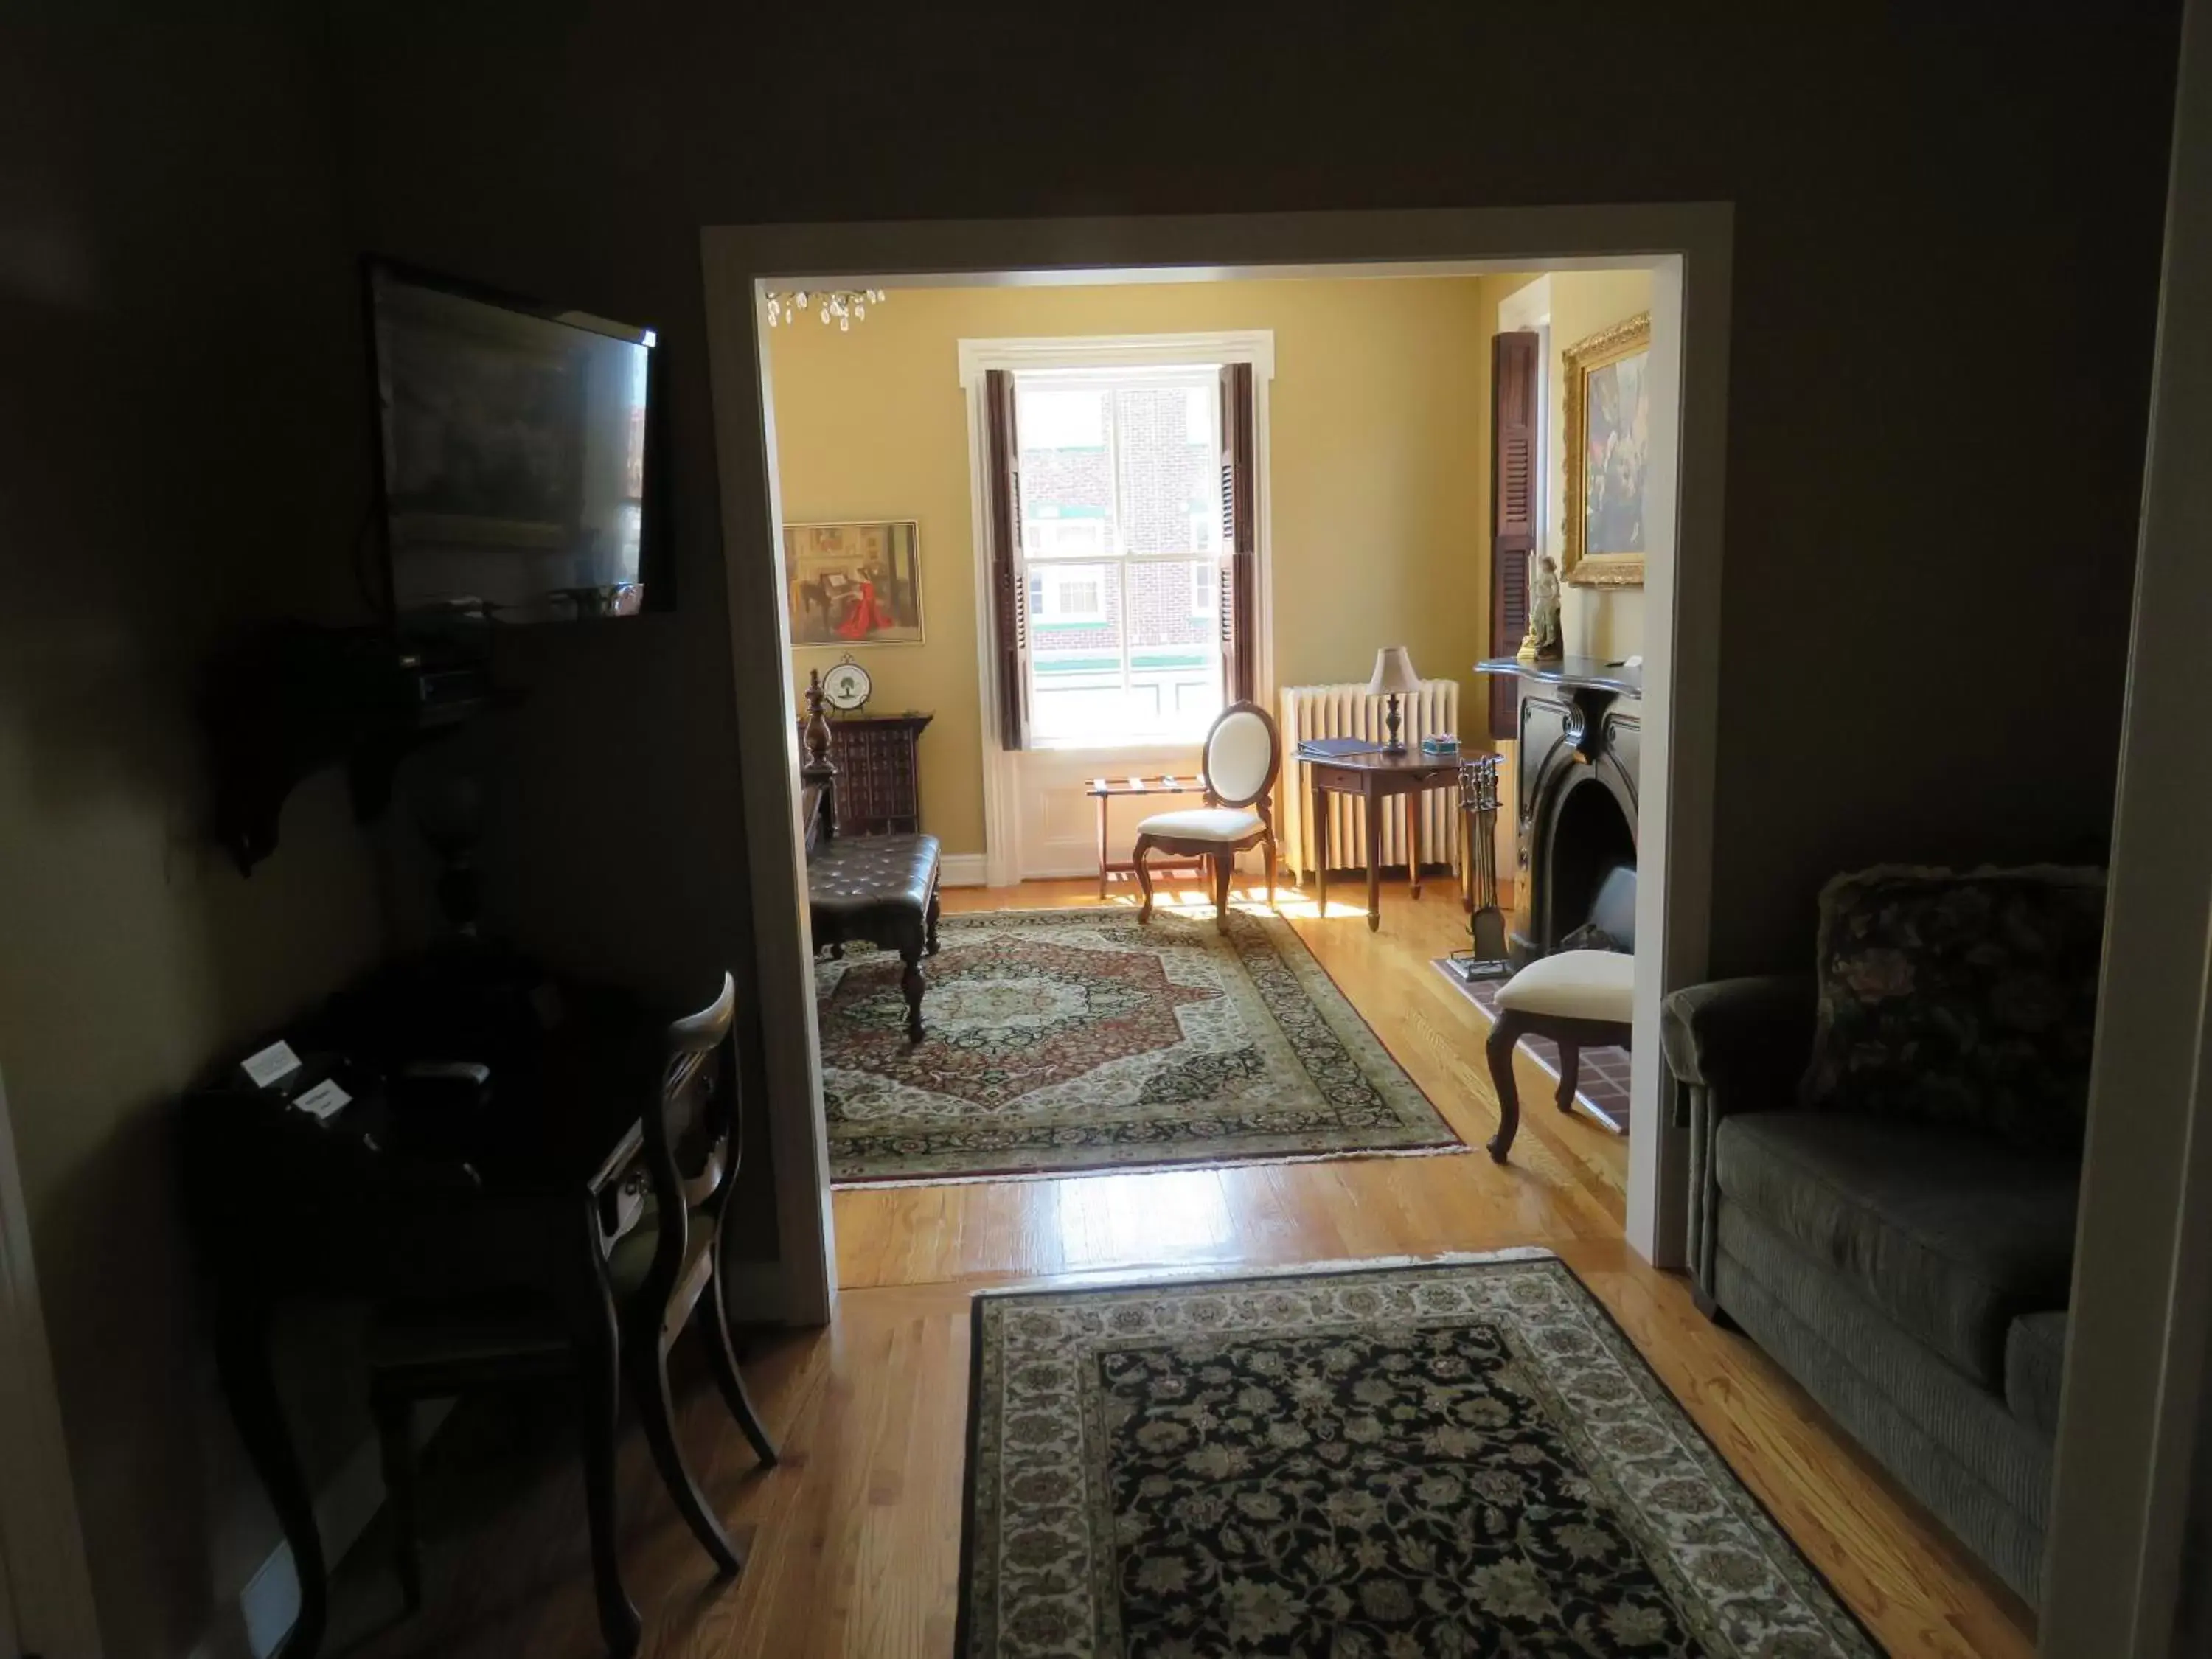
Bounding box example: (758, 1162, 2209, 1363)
(1661, 973, 2080, 1607)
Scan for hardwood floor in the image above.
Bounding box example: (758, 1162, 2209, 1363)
(333, 875, 2037, 1659)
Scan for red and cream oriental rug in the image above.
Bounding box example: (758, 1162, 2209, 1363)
(817, 907, 1462, 1184)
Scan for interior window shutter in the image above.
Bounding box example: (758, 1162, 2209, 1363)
(985, 368, 1030, 751)
(1489, 331, 1540, 740)
(1217, 361, 1257, 706)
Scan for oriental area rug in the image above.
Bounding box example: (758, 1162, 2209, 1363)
(816, 908, 1461, 1184)
(959, 1255, 1882, 1659)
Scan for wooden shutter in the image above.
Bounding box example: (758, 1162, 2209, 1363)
(1217, 361, 1256, 706)
(985, 369, 1030, 751)
(1489, 331, 1540, 739)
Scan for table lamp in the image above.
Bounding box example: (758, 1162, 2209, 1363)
(1368, 646, 1421, 753)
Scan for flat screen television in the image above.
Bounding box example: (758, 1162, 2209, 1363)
(367, 262, 662, 625)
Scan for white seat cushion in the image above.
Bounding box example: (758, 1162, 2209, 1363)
(1494, 950, 1635, 1023)
(1136, 807, 1265, 844)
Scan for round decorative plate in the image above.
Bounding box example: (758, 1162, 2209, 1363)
(822, 656, 872, 711)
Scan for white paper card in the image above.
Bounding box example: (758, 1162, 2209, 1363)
(292, 1079, 352, 1120)
(240, 1040, 304, 1090)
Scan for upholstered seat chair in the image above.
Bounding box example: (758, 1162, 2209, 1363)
(1134, 701, 1281, 931)
(1484, 864, 1636, 1162)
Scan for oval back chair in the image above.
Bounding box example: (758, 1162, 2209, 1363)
(1132, 700, 1281, 931)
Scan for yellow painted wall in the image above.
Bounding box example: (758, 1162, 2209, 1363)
(770, 276, 1497, 856)
(1492, 270, 1655, 663)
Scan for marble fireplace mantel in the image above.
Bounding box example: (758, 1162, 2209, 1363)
(1475, 657, 1641, 962)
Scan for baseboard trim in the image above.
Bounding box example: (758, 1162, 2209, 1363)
(225, 1401, 454, 1659)
(939, 852, 988, 887)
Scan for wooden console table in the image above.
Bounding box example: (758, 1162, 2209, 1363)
(1306, 751, 1463, 932)
(1088, 775, 1208, 899)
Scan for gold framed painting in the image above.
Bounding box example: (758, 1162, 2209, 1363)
(1562, 312, 1652, 588)
(785, 520, 925, 646)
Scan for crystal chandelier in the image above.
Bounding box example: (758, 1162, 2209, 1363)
(762, 288, 886, 332)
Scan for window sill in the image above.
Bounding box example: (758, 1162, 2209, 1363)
(1020, 740, 1206, 763)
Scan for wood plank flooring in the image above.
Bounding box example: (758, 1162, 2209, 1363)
(333, 875, 2037, 1659)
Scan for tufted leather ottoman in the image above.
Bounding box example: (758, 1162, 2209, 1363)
(807, 832, 942, 1042)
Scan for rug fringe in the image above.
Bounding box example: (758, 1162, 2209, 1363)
(967, 1245, 1561, 1299)
(832, 1138, 1470, 1192)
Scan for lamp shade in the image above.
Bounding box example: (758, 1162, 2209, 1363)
(1367, 645, 1422, 697)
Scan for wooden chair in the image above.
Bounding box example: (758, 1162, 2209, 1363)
(1133, 700, 1281, 931)
(368, 973, 776, 1655)
(1484, 865, 1636, 1164)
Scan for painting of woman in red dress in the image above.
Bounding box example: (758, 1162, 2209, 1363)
(785, 521, 925, 646)
(834, 559, 897, 639)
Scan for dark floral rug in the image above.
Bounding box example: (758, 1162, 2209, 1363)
(817, 908, 1460, 1184)
(960, 1256, 1884, 1658)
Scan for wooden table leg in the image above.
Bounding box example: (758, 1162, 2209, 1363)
(1313, 780, 1329, 915)
(1363, 781, 1382, 932)
(1409, 783, 1425, 900)
(218, 1293, 327, 1658)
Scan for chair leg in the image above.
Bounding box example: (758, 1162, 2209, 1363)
(1213, 852, 1234, 932)
(1555, 1040, 1581, 1113)
(571, 1277, 641, 1655)
(372, 1391, 422, 1615)
(1485, 1012, 1530, 1164)
(899, 937, 926, 1044)
(693, 1288, 779, 1470)
(628, 1338, 743, 1576)
(1133, 835, 1157, 922)
(1262, 832, 1277, 911)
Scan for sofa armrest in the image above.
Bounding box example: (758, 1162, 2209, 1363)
(1661, 975, 1816, 1308)
(1661, 975, 1817, 1102)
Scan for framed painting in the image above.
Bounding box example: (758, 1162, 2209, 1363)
(785, 520, 925, 646)
(1562, 312, 1651, 588)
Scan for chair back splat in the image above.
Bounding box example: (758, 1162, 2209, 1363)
(1587, 863, 1638, 953)
(1204, 702, 1281, 807)
(636, 971, 739, 1327)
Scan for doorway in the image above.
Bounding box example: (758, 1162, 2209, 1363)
(702, 209, 1733, 1323)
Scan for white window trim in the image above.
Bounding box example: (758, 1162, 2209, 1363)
(959, 330, 1276, 886)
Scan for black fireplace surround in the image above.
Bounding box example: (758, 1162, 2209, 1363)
(1475, 656, 1640, 963)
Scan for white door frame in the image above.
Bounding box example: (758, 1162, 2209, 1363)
(0, 1065, 104, 1658)
(954, 330, 1278, 886)
(701, 206, 1733, 1307)
(2041, 4, 2212, 1649)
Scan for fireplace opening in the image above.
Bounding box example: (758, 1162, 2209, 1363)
(1547, 773, 1636, 950)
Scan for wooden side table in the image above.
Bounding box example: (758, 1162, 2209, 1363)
(1305, 750, 1462, 932)
(1087, 775, 1208, 899)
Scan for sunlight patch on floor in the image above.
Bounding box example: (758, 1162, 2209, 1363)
(1048, 1169, 1235, 1261)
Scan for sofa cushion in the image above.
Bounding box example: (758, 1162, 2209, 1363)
(1801, 863, 2106, 1153)
(2005, 1311, 2070, 1438)
(1714, 1110, 2078, 1388)
(1714, 1211, 2058, 1604)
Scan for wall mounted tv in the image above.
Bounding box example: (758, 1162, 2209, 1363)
(368, 262, 664, 625)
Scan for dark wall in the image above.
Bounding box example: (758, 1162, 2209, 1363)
(0, 5, 392, 1655)
(328, 4, 2177, 988)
